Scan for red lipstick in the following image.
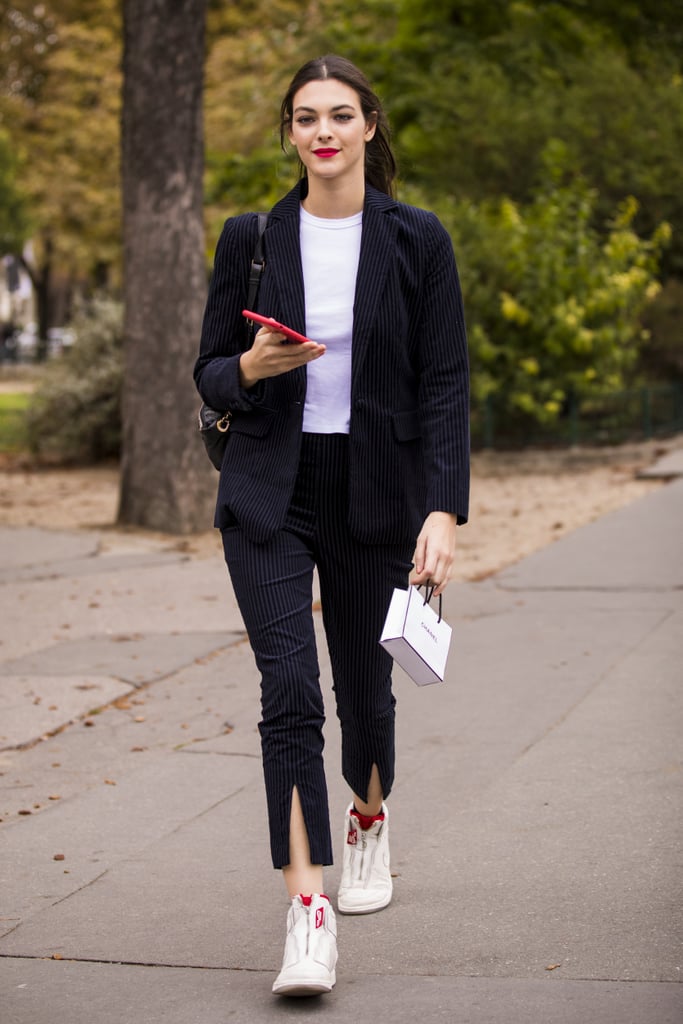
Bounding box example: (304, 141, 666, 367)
(313, 148, 339, 158)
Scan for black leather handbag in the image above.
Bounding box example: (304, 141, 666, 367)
(198, 213, 267, 470)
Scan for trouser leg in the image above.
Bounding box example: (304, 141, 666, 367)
(222, 525, 333, 869)
(317, 540, 413, 803)
(307, 434, 414, 804)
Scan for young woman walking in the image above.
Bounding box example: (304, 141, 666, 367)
(195, 54, 469, 996)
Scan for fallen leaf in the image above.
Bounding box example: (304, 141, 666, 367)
(49, 795, 62, 801)
(52, 954, 63, 960)
(18, 809, 32, 816)
(84, 719, 95, 727)
(53, 854, 65, 862)
(104, 779, 117, 786)
(134, 715, 145, 723)
(545, 963, 562, 971)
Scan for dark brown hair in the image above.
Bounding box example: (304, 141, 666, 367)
(280, 54, 396, 198)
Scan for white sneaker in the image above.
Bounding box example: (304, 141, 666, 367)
(337, 802, 392, 914)
(272, 894, 337, 997)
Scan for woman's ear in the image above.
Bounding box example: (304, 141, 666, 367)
(365, 112, 378, 142)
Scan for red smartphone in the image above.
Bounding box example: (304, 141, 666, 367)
(242, 309, 313, 345)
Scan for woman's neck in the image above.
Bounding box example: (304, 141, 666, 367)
(301, 177, 365, 219)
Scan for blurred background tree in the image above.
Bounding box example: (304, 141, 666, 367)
(0, 0, 120, 356)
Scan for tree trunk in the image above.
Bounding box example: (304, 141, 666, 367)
(119, 0, 215, 533)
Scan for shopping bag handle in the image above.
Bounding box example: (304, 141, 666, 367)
(417, 584, 443, 623)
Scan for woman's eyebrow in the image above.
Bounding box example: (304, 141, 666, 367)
(293, 103, 357, 114)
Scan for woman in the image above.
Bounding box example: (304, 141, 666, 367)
(194, 54, 469, 997)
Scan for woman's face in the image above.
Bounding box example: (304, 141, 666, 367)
(288, 78, 376, 188)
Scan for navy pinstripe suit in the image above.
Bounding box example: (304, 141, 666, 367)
(195, 181, 470, 868)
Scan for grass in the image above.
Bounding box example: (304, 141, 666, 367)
(0, 392, 31, 452)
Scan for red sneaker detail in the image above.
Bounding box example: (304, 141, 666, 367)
(347, 827, 358, 846)
(298, 893, 329, 908)
(351, 809, 385, 833)
(315, 906, 325, 929)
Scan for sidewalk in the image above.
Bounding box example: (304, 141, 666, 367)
(1, 455, 682, 1023)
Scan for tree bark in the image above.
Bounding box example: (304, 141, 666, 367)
(119, 0, 215, 533)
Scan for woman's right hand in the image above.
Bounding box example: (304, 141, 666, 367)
(239, 326, 326, 388)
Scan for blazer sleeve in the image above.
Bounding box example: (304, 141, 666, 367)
(193, 215, 266, 413)
(416, 213, 470, 524)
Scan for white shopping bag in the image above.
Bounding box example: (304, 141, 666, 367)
(379, 585, 452, 686)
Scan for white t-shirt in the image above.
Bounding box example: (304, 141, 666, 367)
(299, 207, 362, 434)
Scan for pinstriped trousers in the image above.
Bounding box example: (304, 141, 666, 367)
(221, 433, 414, 868)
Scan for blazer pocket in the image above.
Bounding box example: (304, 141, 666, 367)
(229, 408, 276, 438)
(392, 409, 421, 442)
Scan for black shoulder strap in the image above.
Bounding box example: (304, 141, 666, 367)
(246, 212, 268, 315)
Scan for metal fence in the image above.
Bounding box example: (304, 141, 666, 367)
(471, 383, 683, 449)
(1, 383, 682, 456)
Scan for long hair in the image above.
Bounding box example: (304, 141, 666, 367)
(280, 55, 396, 198)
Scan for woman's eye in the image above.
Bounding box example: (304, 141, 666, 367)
(296, 116, 315, 125)
(335, 114, 352, 122)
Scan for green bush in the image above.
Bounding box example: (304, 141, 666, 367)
(0, 392, 31, 452)
(26, 296, 123, 463)
(415, 145, 670, 431)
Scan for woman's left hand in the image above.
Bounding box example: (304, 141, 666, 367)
(409, 511, 457, 597)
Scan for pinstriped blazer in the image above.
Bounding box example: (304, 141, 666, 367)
(194, 181, 470, 545)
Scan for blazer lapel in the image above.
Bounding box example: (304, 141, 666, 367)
(352, 188, 399, 390)
(265, 184, 306, 334)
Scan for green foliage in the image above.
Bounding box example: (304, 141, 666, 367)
(0, 128, 29, 252)
(1, 1, 121, 277)
(0, 391, 30, 451)
(26, 296, 122, 462)
(422, 147, 670, 427)
(378, 1, 683, 274)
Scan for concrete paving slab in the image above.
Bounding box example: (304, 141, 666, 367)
(497, 478, 683, 591)
(0, 476, 681, 1018)
(2, 589, 677, 983)
(0, 632, 244, 751)
(637, 447, 683, 479)
(385, 608, 683, 983)
(0, 674, 133, 751)
(0, 555, 244, 663)
(0, 527, 99, 570)
(0, 550, 191, 586)
(0, 748, 263, 938)
(1, 959, 682, 1024)
(0, 639, 263, 823)
(0, 631, 243, 686)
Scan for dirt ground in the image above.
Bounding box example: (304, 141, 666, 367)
(0, 435, 679, 581)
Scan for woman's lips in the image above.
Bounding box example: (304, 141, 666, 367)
(313, 148, 339, 158)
